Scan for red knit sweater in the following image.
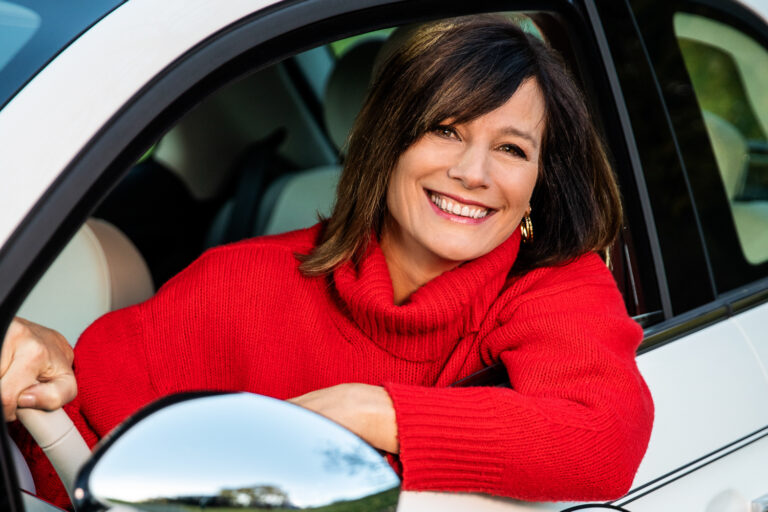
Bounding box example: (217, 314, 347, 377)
(14, 224, 653, 508)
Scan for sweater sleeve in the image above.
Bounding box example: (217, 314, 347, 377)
(383, 254, 654, 501)
(12, 231, 314, 510)
(11, 242, 264, 510)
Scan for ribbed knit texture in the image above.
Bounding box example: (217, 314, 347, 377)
(11, 224, 653, 509)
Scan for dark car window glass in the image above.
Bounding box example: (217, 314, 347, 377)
(675, 12, 768, 266)
(629, 0, 768, 295)
(0, 0, 123, 109)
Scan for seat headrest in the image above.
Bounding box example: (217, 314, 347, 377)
(323, 37, 386, 152)
(702, 110, 748, 200)
(16, 218, 154, 346)
(260, 165, 342, 235)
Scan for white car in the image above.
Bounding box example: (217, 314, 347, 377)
(2, 0, 768, 511)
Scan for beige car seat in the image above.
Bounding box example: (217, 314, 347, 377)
(10, 218, 154, 495)
(703, 110, 768, 264)
(257, 37, 385, 236)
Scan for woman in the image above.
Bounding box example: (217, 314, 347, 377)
(3, 15, 654, 507)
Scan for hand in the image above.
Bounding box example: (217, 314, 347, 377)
(288, 383, 399, 454)
(1, 317, 76, 421)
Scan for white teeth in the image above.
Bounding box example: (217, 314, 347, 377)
(429, 191, 490, 219)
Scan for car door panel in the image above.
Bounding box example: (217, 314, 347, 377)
(618, 434, 768, 511)
(632, 319, 768, 487)
(733, 301, 768, 371)
(399, 491, 562, 512)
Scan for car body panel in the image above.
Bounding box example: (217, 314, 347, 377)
(632, 318, 768, 486)
(620, 434, 768, 510)
(734, 300, 768, 369)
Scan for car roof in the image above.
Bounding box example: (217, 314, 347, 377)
(742, 0, 768, 21)
(0, 0, 282, 250)
(0, 0, 125, 110)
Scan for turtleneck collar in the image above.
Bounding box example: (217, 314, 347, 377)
(330, 230, 521, 362)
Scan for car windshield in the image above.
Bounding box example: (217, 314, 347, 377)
(0, 0, 123, 109)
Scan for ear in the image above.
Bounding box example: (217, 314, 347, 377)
(525, 206, 532, 216)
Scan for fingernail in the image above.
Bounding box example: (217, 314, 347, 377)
(18, 394, 35, 408)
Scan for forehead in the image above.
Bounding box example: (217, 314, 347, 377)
(463, 79, 546, 141)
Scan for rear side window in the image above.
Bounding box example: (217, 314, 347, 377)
(0, 2, 40, 72)
(675, 12, 768, 266)
(631, 0, 768, 295)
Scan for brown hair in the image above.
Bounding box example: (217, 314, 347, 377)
(299, 15, 622, 276)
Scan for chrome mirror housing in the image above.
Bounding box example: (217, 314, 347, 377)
(73, 392, 400, 511)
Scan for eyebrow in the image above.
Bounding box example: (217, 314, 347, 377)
(498, 126, 539, 150)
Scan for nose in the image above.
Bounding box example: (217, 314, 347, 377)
(447, 146, 490, 189)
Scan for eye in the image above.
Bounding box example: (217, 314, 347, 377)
(432, 125, 460, 140)
(499, 144, 528, 160)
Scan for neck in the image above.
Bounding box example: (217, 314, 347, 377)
(380, 223, 460, 305)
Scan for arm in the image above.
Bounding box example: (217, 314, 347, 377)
(288, 383, 399, 453)
(295, 255, 652, 501)
(382, 255, 653, 501)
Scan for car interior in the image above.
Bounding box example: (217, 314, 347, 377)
(675, 12, 768, 267)
(9, 11, 668, 500)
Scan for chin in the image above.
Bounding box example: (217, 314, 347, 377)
(427, 239, 494, 264)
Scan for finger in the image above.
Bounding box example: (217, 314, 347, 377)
(1, 361, 40, 421)
(1, 319, 27, 376)
(17, 375, 77, 412)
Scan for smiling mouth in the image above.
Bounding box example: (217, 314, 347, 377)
(426, 190, 494, 219)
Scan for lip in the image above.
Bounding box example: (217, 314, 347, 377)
(424, 189, 496, 224)
(427, 189, 494, 210)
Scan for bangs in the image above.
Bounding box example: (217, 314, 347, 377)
(402, 24, 540, 140)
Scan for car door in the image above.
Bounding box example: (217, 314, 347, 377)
(592, 0, 768, 510)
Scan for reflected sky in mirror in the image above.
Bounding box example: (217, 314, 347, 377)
(88, 393, 399, 509)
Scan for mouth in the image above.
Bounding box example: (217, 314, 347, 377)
(424, 189, 496, 224)
(425, 189, 496, 221)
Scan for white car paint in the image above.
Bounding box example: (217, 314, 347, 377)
(0, 0, 276, 250)
(632, 319, 768, 486)
(622, 435, 768, 511)
(741, 0, 768, 21)
(734, 301, 768, 372)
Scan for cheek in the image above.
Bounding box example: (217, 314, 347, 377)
(496, 167, 538, 208)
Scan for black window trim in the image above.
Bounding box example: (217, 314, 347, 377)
(593, 0, 718, 320)
(583, 0, 673, 322)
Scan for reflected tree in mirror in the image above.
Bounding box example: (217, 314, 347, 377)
(73, 392, 399, 512)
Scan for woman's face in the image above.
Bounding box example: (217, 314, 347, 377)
(384, 78, 545, 266)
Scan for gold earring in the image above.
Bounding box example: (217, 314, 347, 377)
(520, 213, 533, 243)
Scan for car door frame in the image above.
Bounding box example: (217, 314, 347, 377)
(594, 0, 768, 508)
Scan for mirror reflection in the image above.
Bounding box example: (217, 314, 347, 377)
(77, 393, 399, 511)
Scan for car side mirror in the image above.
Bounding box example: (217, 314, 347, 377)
(73, 392, 400, 511)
